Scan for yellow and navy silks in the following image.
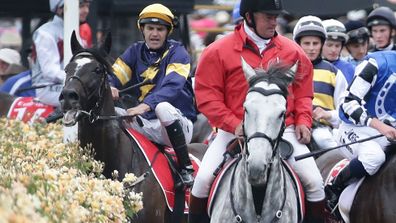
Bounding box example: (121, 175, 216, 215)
(312, 58, 338, 125)
(111, 40, 197, 122)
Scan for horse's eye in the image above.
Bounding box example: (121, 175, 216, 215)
(278, 111, 285, 119)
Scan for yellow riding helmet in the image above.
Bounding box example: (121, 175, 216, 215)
(137, 3, 175, 34)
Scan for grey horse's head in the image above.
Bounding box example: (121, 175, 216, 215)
(241, 57, 296, 186)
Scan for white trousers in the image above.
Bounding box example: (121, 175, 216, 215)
(337, 122, 388, 175)
(119, 102, 193, 147)
(35, 84, 63, 107)
(312, 125, 338, 149)
(192, 126, 325, 202)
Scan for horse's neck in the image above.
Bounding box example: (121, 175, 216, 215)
(77, 90, 148, 179)
(0, 92, 16, 116)
(79, 89, 116, 145)
(234, 155, 286, 218)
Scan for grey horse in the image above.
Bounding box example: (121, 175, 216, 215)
(210, 58, 300, 223)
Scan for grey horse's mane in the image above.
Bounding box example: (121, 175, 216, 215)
(247, 64, 294, 97)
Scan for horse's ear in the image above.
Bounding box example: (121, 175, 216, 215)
(285, 61, 298, 82)
(241, 57, 256, 81)
(100, 32, 112, 55)
(70, 30, 83, 55)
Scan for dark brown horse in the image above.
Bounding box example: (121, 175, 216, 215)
(0, 92, 16, 117)
(315, 144, 396, 223)
(60, 32, 207, 223)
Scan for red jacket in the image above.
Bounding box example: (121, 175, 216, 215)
(195, 24, 313, 133)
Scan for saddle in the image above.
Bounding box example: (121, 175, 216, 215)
(125, 128, 200, 214)
(208, 138, 304, 220)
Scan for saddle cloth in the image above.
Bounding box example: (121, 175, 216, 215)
(207, 158, 305, 221)
(325, 158, 365, 223)
(7, 97, 54, 123)
(126, 128, 200, 213)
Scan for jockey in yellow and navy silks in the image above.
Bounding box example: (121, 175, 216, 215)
(110, 3, 196, 187)
(293, 16, 344, 151)
(111, 38, 196, 122)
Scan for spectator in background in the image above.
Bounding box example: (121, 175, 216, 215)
(0, 48, 25, 85)
(366, 6, 396, 51)
(0, 29, 22, 51)
(79, 0, 93, 48)
(231, 0, 243, 25)
(343, 20, 370, 66)
(0, 48, 34, 96)
(31, 0, 93, 107)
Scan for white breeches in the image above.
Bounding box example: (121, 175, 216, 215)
(191, 126, 325, 202)
(284, 126, 325, 202)
(191, 130, 235, 198)
(117, 102, 193, 146)
(36, 85, 63, 107)
(312, 125, 338, 149)
(337, 122, 388, 175)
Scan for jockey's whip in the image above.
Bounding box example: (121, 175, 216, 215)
(119, 78, 153, 93)
(294, 134, 384, 161)
(15, 83, 61, 94)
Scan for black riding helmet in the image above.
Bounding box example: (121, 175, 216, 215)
(366, 6, 396, 30)
(239, 0, 286, 39)
(344, 20, 370, 44)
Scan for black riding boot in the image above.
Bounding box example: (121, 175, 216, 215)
(165, 120, 194, 187)
(325, 158, 367, 213)
(305, 200, 325, 223)
(188, 195, 210, 223)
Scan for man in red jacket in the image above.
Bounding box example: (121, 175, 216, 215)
(190, 0, 325, 222)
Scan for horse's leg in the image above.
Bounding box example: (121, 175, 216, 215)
(132, 174, 168, 223)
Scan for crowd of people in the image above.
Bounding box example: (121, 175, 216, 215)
(1, 0, 396, 222)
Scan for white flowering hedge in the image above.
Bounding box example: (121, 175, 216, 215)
(0, 118, 143, 222)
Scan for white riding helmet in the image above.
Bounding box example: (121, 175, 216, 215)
(49, 0, 64, 13)
(323, 19, 348, 44)
(293, 15, 327, 43)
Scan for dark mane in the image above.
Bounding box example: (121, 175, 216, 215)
(248, 64, 294, 96)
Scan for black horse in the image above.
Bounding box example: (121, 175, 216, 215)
(0, 92, 16, 117)
(315, 144, 396, 223)
(60, 32, 209, 223)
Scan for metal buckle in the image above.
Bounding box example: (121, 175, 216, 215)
(235, 215, 243, 222)
(276, 210, 282, 218)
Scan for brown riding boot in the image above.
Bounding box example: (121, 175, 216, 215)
(305, 200, 325, 223)
(188, 195, 209, 223)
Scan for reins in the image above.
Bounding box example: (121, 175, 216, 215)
(65, 50, 137, 122)
(229, 80, 288, 222)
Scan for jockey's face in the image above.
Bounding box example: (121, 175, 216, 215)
(371, 25, 393, 48)
(246, 11, 278, 39)
(346, 41, 368, 61)
(142, 23, 168, 50)
(322, 39, 343, 61)
(300, 36, 322, 61)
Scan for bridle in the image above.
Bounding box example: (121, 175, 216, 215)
(243, 79, 287, 157)
(64, 50, 113, 123)
(230, 78, 288, 223)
